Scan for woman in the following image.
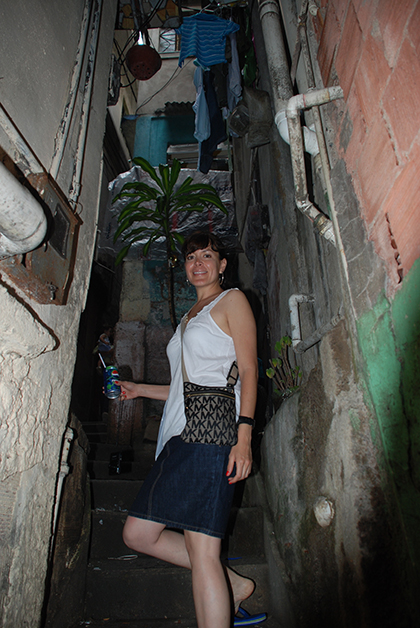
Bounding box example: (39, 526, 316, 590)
(119, 231, 258, 628)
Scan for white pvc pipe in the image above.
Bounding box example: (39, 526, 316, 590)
(50, 427, 74, 558)
(258, 0, 339, 246)
(0, 161, 47, 258)
(275, 107, 319, 156)
(289, 293, 314, 347)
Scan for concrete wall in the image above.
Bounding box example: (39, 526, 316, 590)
(236, 0, 420, 625)
(0, 1, 118, 625)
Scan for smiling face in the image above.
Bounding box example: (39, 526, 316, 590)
(184, 246, 227, 289)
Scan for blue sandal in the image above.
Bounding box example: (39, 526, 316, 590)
(234, 606, 268, 626)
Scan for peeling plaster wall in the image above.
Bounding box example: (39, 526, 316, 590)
(0, 1, 118, 625)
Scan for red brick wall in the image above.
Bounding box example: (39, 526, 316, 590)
(313, 0, 420, 289)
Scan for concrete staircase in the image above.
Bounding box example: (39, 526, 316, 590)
(78, 419, 283, 627)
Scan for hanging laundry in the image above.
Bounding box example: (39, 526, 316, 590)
(227, 31, 242, 112)
(192, 65, 211, 142)
(176, 13, 239, 68)
(198, 70, 227, 174)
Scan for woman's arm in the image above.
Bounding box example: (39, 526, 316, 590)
(222, 291, 258, 484)
(118, 380, 170, 401)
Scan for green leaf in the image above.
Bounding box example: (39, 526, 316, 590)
(159, 163, 170, 193)
(266, 367, 275, 379)
(169, 159, 182, 190)
(173, 231, 184, 245)
(173, 176, 194, 195)
(115, 244, 131, 265)
(133, 157, 163, 190)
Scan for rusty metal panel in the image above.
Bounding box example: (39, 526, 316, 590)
(0, 172, 82, 305)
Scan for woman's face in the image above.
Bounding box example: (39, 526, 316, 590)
(184, 246, 227, 288)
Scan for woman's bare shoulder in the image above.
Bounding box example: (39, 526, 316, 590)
(221, 289, 252, 313)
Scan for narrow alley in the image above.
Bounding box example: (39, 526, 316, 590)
(1, 1, 420, 628)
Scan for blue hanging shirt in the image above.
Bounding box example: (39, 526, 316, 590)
(176, 13, 239, 68)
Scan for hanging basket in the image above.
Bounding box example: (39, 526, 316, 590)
(126, 44, 162, 81)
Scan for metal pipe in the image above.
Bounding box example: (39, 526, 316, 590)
(69, 0, 103, 207)
(0, 161, 47, 258)
(50, 0, 93, 179)
(294, 312, 343, 353)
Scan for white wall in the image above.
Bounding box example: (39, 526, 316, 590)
(0, 1, 118, 625)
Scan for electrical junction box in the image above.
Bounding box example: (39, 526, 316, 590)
(0, 162, 82, 305)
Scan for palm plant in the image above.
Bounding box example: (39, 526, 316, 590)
(112, 156, 227, 330)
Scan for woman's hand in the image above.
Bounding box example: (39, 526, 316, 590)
(118, 380, 141, 400)
(226, 426, 252, 484)
(117, 381, 170, 402)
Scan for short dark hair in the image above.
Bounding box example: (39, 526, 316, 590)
(181, 231, 227, 261)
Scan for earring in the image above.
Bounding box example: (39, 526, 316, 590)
(219, 272, 224, 285)
(186, 278, 190, 285)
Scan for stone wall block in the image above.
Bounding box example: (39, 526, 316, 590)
(408, 3, 420, 51)
(376, 0, 414, 67)
(335, 2, 363, 98)
(382, 37, 420, 156)
(382, 140, 420, 273)
(338, 96, 367, 171)
(354, 31, 391, 128)
(357, 115, 399, 223)
(318, 4, 341, 85)
(351, 0, 377, 36)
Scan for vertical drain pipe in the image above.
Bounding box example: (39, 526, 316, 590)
(258, 0, 337, 245)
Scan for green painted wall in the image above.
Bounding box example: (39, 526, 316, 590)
(357, 259, 420, 568)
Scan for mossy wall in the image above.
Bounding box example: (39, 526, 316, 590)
(357, 258, 420, 573)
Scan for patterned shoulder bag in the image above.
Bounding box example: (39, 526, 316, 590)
(180, 317, 238, 447)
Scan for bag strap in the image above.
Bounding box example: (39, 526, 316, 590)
(180, 315, 238, 388)
(180, 316, 189, 383)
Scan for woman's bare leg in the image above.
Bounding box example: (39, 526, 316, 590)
(123, 516, 254, 613)
(123, 516, 191, 568)
(184, 530, 230, 628)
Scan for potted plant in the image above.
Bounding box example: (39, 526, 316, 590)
(112, 157, 227, 330)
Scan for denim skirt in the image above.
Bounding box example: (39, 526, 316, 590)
(129, 436, 235, 538)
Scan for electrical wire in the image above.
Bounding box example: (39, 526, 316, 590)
(135, 57, 194, 113)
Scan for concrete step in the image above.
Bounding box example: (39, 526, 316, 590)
(89, 507, 265, 561)
(91, 479, 143, 512)
(88, 457, 155, 480)
(88, 442, 156, 462)
(83, 421, 108, 434)
(85, 557, 271, 623)
(76, 614, 281, 627)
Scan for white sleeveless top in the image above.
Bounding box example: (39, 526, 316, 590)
(155, 289, 241, 457)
